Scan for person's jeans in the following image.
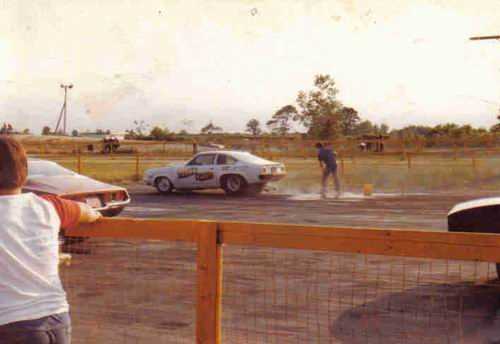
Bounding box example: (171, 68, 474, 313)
(322, 166, 341, 195)
(0, 313, 71, 344)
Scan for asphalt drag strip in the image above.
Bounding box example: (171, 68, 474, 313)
(122, 185, 497, 231)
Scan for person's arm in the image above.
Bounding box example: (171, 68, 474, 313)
(41, 195, 102, 229)
(77, 202, 102, 224)
(318, 152, 324, 168)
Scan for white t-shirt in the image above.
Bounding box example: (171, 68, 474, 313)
(0, 193, 68, 325)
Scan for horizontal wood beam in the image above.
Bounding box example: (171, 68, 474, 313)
(218, 221, 500, 262)
(66, 217, 204, 242)
(68, 218, 500, 262)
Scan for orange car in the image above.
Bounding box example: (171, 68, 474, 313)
(25, 159, 130, 217)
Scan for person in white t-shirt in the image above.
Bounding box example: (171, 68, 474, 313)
(0, 136, 102, 344)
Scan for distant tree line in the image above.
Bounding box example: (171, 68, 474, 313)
(36, 73, 499, 142)
(256, 74, 499, 140)
(263, 74, 380, 139)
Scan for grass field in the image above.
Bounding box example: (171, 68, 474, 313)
(31, 153, 500, 193)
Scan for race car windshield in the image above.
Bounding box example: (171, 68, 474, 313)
(28, 162, 75, 177)
(229, 152, 273, 164)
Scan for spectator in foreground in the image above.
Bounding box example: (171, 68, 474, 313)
(316, 142, 341, 199)
(0, 136, 102, 343)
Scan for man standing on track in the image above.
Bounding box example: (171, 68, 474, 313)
(316, 142, 341, 198)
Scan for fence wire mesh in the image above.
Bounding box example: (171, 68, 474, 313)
(222, 246, 500, 344)
(59, 237, 197, 344)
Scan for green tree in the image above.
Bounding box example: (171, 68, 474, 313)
(353, 120, 375, 136)
(201, 121, 223, 134)
(246, 118, 262, 136)
(150, 126, 170, 140)
(491, 114, 500, 132)
(22, 128, 30, 135)
(132, 120, 149, 137)
(296, 74, 343, 139)
(71, 129, 79, 137)
(379, 124, 390, 135)
(41, 126, 51, 135)
(339, 107, 360, 136)
(266, 105, 298, 135)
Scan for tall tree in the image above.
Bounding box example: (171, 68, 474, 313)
(132, 120, 149, 136)
(41, 126, 51, 135)
(267, 105, 298, 135)
(378, 124, 390, 135)
(353, 120, 375, 136)
(492, 113, 500, 132)
(150, 126, 170, 140)
(339, 107, 360, 136)
(246, 119, 262, 136)
(296, 74, 343, 139)
(201, 121, 223, 134)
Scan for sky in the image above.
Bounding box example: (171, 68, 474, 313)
(0, 0, 499, 134)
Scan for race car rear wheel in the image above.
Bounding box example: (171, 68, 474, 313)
(155, 177, 173, 195)
(222, 175, 247, 195)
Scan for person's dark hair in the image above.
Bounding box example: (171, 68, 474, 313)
(0, 136, 27, 189)
(315, 142, 323, 149)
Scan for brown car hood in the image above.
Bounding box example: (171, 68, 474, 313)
(24, 175, 125, 196)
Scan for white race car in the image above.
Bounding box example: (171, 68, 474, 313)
(144, 151, 286, 195)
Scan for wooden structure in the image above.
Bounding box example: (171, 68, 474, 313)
(357, 134, 389, 152)
(67, 218, 500, 344)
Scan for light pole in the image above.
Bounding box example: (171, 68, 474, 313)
(55, 83, 73, 135)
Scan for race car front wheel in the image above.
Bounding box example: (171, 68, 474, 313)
(222, 175, 247, 195)
(155, 177, 173, 195)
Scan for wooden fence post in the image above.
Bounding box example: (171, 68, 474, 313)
(196, 222, 222, 344)
(77, 149, 82, 174)
(471, 152, 477, 178)
(135, 153, 140, 181)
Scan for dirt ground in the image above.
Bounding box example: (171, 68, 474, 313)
(61, 186, 500, 343)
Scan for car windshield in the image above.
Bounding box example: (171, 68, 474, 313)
(227, 152, 273, 164)
(28, 161, 75, 177)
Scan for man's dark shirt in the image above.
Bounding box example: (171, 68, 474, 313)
(318, 147, 337, 169)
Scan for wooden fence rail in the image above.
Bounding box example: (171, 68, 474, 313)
(66, 218, 500, 344)
(29, 148, 500, 179)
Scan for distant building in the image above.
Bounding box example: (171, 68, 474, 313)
(358, 134, 389, 152)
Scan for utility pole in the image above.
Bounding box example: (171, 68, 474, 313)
(55, 83, 73, 135)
